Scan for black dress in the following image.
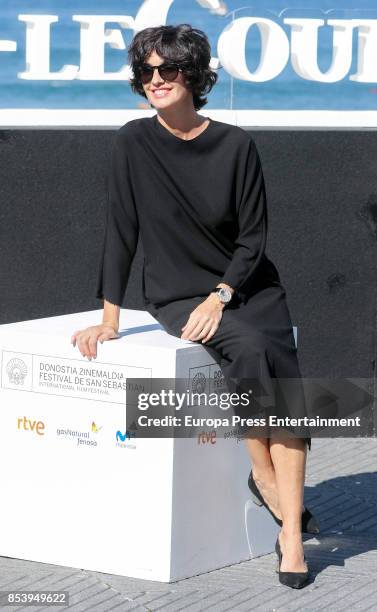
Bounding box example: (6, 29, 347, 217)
(96, 114, 311, 448)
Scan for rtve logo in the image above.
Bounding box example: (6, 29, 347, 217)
(198, 430, 217, 445)
(17, 416, 45, 436)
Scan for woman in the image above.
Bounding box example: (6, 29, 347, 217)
(71, 24, 319, 589)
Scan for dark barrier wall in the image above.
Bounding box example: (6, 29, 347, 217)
(0, 129, 376, 380)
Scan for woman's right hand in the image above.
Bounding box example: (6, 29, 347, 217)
(70, 323, 119, 360)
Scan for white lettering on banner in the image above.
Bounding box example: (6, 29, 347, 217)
(0, 3, 374, 83)
(349, 20, 377, 82)
(133, 0, 227, 30)
(217, 17, 290, 82)
(0, 40, 17, 52)
(18, 15, 78, 80)
(218, 17, 377, 83)
(284, 19, 354, 83)
(73, 16, 134, 80)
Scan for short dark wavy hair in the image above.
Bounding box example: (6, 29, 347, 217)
(127, 24, 218, 111)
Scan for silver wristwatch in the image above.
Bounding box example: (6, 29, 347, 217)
(210, 286, 233, 305)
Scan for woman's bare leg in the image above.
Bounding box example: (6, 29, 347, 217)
(270, 437, 308, 572)
(244, 437, 282, 520)
(244, 435, 308, 572)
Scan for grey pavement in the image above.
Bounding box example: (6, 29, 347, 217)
(0, 438, 376, 612)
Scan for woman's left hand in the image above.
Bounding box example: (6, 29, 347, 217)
(181, 294, 224, 343)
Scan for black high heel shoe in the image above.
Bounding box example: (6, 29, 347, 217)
(248, 470, 320, 534)
(275, 534, 309, 589)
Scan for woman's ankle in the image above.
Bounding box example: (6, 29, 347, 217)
(280, 526, 302, 540)
(252, 465, 276, 486)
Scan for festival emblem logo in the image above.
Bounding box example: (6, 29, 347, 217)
(6, 357, 28, 386)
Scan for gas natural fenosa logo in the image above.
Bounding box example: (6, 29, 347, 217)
(56, 421, 102, 447)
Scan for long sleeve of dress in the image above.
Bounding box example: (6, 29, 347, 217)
(95, 131, 139, 306)
(219, 138, 267, 303)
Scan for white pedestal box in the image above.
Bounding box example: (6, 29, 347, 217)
(0, 309, 279, 582)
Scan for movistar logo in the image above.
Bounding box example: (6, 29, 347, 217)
(116, 430, 135, 442)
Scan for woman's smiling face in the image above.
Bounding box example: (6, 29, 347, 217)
(141, 50, 192, 110)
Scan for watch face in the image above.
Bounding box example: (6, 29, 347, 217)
(218, 287, 232, 303)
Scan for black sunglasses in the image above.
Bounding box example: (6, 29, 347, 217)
(138, 62, 186, 85)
